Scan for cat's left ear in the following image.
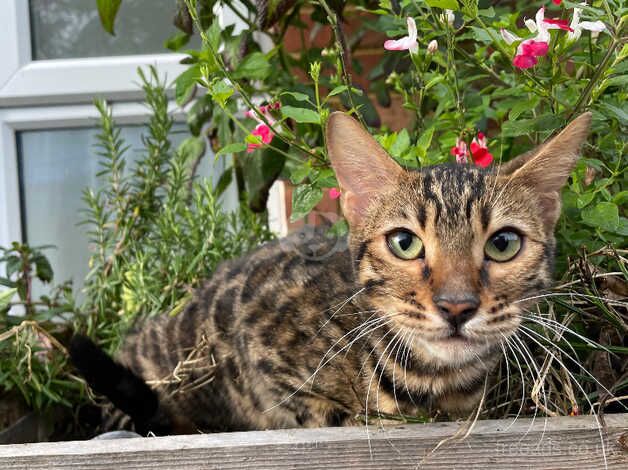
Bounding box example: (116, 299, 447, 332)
(326, 112, 403, 227)
(498, 112, 592, 231)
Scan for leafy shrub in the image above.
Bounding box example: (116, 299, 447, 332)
(0, 68, 272, 425)
(79, 68, 273, 352)
(0, 243, 78, 412)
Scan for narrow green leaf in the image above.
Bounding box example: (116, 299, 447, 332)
(424, 76, 445, 91)
(281, 91, 311, 102)
(416, 127, 435, 159)
(0, 288, 16, 310)
(215, 142, 247, 158)
(96, 0, 122, 35)
(175, 65, 201, 106)
(327, 85, 349, 97)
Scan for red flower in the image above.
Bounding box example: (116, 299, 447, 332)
(520, 40, 549, 57)
(329, 188, 341, 200)
(543, 18, 574, 32)
(552, 0, 562, 5)
(470, 132, 494, 168)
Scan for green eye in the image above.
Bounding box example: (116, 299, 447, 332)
(387, 230, 424, 260)
(485, 230, 521, 262)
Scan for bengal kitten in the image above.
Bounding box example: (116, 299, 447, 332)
(71, 112, 592, 435)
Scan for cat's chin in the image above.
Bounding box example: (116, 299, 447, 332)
(411, 333, 493, 367)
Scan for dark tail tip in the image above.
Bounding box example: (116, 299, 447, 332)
(69, 334, 164, 435)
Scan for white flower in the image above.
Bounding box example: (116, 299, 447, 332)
(568, 3, 607, 42)
(523, 6, 563, 43)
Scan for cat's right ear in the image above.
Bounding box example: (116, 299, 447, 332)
(326, 112, 403, 227)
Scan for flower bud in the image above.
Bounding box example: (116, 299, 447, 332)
(444, 9, 455, 27)
(427, 40, 438, 54)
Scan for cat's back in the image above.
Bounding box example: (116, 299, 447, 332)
(119, 226, 356, 388)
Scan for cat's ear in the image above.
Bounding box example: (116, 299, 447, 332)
(326, 112, 403, 226)
(499, 112, 592, 230)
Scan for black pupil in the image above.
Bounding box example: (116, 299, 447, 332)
(492, 233, 513, 252)
(397, 232, 413, 251)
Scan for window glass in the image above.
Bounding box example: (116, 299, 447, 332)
(29, 0, 193, 60)
(17, 125, 230, 297)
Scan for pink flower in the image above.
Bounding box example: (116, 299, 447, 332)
(384, 17, 418, 54)
(246, 123, 274, 153)
(245, 102, 280, 152)
(552, 0, 562, 5)
(451, 138, 469, 164)
(329, 188, 341, 200)
(501, 7, 567, 69)
(470, 132, 494, 168)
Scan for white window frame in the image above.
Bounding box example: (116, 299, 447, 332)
(0, 0, 286, 253)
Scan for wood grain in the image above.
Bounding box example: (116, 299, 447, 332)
(0, 414, 626, 469)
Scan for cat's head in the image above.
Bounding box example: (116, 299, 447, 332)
(326, 112, 591, 368)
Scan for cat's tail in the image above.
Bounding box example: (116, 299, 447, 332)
(69, 334, 176, 436)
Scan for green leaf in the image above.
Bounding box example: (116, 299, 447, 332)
(164, 32, 190, 51)
(0, 288, 16, 310)
(175, 65, 201, 106)
(612, 190, 628, 206)
(615, 217, 628, 236)
(417, 127, 435, 159)
(290, 185, 324, 222)
(281, 106, 321, 124)
(327, 219, 349, 238)
(33, 254, 53, 283)
(96, 0, 122, 35)
(508, 96, 540, 121)
(208, 79, 234, 107)
(289, 162, 311, 185)
(424, 76, 445, 91)
(214, 167, 233, 198)
(502, 115, 563, 137)
(215, 142, 247, 158)
(390, 129, 410, 158)
(581, 202, 619, 233)
(233, 52, 271, 80)
(470, 26, 495, 44)
(576, 192, 595, 209)
(206, 19, 222, 52)
(426, 0, 459, 10)
(598, 102, 628, 126)
(281, 91, 311, 102)
(478, 7, 495, 17)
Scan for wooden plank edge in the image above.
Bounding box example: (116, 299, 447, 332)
(0, 413, 626, 457)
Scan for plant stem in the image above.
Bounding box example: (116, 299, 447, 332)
(183, 0, 323, 162)
(567, 38, 620, 121)
(317, 0, 366, 127)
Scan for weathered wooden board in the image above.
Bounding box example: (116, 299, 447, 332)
(0, 414, 626, 470)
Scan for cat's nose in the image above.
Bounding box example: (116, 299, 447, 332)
(434, 295, 479, 329)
